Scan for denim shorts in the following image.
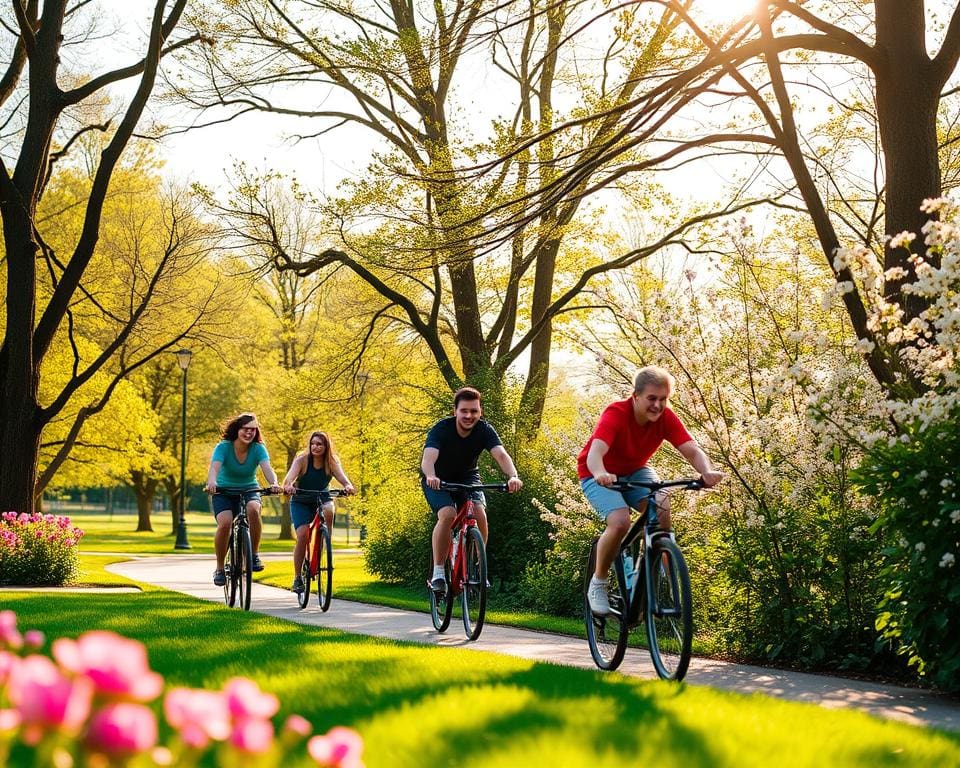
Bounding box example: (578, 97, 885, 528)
(421, 480, 486, 514)
(290, 496, 331, 529)
(212, 490, 261, 517)
(580, 466, 659, 518)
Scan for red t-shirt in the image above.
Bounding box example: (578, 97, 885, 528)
(576, 398, 692, 479)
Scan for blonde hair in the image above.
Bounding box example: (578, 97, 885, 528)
(633, 366, 675, 395)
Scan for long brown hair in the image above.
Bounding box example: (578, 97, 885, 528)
(300, 431, 338, 476)
(221, 412, 263, 443)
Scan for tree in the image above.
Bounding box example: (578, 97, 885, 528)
(180, 0, 750, 433)
(0, 1, 204, 515)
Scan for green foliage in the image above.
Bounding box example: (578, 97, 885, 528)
(0, 512, 84, 586)
(853, 412, 960, 692)
(362, 478, 433, 584)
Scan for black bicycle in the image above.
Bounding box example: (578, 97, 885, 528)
(214, 487, 277, 611)
(584, 478, 703, 680)
(291, 488, 348, 611)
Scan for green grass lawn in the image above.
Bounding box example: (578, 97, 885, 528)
(4, 588, 959, 767)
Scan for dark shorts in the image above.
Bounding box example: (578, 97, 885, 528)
(421, 480, 486, 514)
(290, 495, 331, 529)
(212, 490, 261, 517)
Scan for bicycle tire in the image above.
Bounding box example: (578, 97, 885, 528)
(584, 537, 628, 670)
(645, 537, 693, 681)
(224, 531, 237, 607)
(238, 526, 253, 611)
(297, 524, 314, 609)
(316, 526, 333, 612)
(460, 527, 487, 640)
(428, 556, 453, 632)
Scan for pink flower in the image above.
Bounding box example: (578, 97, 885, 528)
(6, 654, 93, 745)
(0, 650, 19, 685)
(52, 630, 163, 702)
(85, 702, 158, 755)
(0, 708, 20, 732)
(308, 726, 365, 768)
(24, 629, 45, 650)
(229, 716, 275, 754)
(223, 677, 279, 720)
(0, 610, 22, 650)
(283, 713, 313, 738)
(164, 687, 231, 749)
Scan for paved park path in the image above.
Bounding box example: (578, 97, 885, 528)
(107, 552, 960, 732)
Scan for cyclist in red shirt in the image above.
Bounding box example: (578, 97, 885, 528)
(578, 366, 723, 615)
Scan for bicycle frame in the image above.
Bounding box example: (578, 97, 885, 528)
(296, 488, 347, 576)
(611, 478, 702, 627)
(214, 486, 278, 610)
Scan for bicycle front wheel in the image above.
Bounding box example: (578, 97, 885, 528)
(297, 525, 314, 609)
(428, 556, 453, 632)
(237, 526, 253, 611)
(224, 533, 236, 607)
(584, 537, 628, 670)
(316, 526, 333, 612)
(460, 527, 487, 640)
(645, 537, 693, 681)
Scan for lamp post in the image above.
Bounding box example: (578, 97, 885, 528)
(174, 348, 192, 550)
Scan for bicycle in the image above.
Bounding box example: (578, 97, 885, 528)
(427, 481, 507, 641)
(291, 488, 348, 611)
(214, 486, 278, 611)
(584, 477, 704, 680)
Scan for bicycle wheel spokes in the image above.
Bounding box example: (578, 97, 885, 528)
(584, 539, 628, 670)
(428, 557, 453, 632)
(297, 525, 313, 610)
(238, 527, 253, 611)
(645, 538, 693, 681)
(461, 528, 487, 640)
(316, 526, 333, 612)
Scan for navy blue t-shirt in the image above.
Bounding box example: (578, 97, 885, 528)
(423, 417, 502, 483)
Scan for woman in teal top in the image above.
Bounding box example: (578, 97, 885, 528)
(204, 412, 281, 586)
(282, 431, 355, 592)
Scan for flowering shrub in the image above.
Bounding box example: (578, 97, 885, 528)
(0, 512, 84, 586)
(829, 198, 960, 691)
(0, 610, 364, 767)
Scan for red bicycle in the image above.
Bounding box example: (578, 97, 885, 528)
(427, 481, 506, 641)
(292, 488, 348, 611)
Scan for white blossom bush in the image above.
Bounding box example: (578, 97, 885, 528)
(827, 199, 960, 691)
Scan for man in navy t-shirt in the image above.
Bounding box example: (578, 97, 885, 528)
(421, 386, 523, 594)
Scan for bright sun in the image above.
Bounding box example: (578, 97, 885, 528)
(692, 0, 760, 25)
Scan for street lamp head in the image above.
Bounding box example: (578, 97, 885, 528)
(174, 348, 193, 371)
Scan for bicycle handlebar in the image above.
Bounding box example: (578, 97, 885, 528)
(438, 481, 510, 492)
(608, 478, 705, 493)
(288, 487, 351, 498)
(213, 486, 283, 497)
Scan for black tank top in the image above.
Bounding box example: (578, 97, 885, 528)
(293, 458, 332, 503)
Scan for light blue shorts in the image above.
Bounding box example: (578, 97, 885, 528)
(580, 466, 660, 519)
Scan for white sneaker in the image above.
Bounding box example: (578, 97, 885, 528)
(587, 578, 611, 616)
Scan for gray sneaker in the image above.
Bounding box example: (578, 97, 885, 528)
(587, 578, 611, 616)
(291, 576, 305, 593)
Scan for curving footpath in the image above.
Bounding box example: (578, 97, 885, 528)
(108, 552, 960, 732)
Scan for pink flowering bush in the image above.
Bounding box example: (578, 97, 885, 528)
(0, 511, 84, 586)
(0, 610, 364, 767)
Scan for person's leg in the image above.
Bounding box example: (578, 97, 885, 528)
(322, 501, 335, 533)
(214, 510, 233, 570)
(593, 507, 631, 580)
(247, 499, 262, 552)
(432, 505, 456, 569)
(293, 524, 309, 574)
(471, 502, 488, 543)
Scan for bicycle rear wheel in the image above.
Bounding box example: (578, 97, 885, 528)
(645, 537, 693, 681)
(428, 556, 453, 632)
(316, 526, 333, 612)
(224, 532, 237, 607)
(237, 526, 253, 611)
(297, 524, 314, 609)
(460, 527, 487, 640)
(584, 537, 628, 670)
